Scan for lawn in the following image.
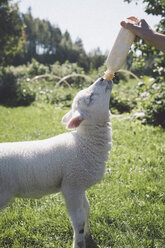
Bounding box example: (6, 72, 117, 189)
(0, 104, 164, 248)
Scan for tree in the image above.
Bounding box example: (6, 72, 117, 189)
(124, 0, 165, 128)
(2, 2, 106, 71)
(0, 0, 24, 65)
(22, 8, 63, 64)
(124, 0, 165, 79)
(88, 48, 106, 70)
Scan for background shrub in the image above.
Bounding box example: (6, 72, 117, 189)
(136, 78, 165, 128)
(0, 67, 35, 106)
(51, 60, 88, 88)
(110, 92, 136, 114)
(0, 61, 164, 128)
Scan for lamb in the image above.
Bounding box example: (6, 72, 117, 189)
(0, 77, 113, 248)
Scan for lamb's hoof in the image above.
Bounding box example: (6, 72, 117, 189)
(84, 227, 90, 238)
(86, 235, 99, 248)
(73, 240, 86, 248)
(78, 241, 85, 248)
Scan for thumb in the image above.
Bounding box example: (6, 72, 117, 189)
(120, 21, 140, 35)
(120, 21, 134, 30)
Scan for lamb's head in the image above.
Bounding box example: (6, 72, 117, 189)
(62, 77, 113, 129)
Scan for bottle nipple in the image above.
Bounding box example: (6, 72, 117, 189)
(104, 70, 114, 81)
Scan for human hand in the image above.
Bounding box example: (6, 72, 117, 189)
(120, 17, 155, 46)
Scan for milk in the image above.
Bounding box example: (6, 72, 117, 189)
(104, 19, 136, 81)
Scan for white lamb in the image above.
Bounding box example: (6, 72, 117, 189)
(0, 77, 113, 248)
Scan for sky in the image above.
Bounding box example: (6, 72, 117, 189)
(14, 0, 161, 53)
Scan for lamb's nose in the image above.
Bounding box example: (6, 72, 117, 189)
(100, 77, 104, 81)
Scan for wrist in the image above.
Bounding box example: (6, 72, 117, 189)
(143, 29, 156, 46)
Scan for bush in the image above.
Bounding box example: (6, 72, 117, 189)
(1, 61, 164, 129)
(9, 59, 50, 78)
(110, 91, 136, 114)
(50, 89, 75, 106)
(16, 79, 36, 106)
(0, 60, 87, 107)
(0, 67, 35, 106)
(51, 60, 87, 88)
(27, 59, 50, 77)
(109, 77, 138, 114)
(137, 78, 165, 128)
(32, 80, 77, 107)
(0, 67, 17, 105)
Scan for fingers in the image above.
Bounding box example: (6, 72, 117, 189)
(120, 20, 139, 33)
(127, 16, 139, 23)
(121, 17, 150, 32)
(120, 17, 155, 46)
(140, 18, 151, 29)
(120, 18, 141, 42)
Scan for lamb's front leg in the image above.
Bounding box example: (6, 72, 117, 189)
(62, 187, 88, 248)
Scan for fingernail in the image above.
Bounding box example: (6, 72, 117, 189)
(120, 21, 126, 27)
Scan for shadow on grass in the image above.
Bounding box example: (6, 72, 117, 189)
(86, 235, 99, 248)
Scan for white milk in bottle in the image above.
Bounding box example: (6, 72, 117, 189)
(104, 19, 136, 81)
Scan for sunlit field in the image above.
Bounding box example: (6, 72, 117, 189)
(0, 104, 164, 248)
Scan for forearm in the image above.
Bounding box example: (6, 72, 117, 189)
(136, 28, 165, 52)
(149, 32, 165, 52)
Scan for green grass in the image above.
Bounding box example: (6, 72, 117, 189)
(0, 104, 164, 248)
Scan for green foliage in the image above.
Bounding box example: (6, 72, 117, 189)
(0, 105, 164, 247)
(0, 0, 25, 65)
(31, 81, 77, 107)
(26, 61, 86, 106)
(110, 78, 137, 114)
(1, 59, 164, 127)
(9, 59, 50, 78)
(27, 59, 50, 76)
(88, 48, 106, 71)
(110, 92, 135, 114)
(22, 10, 62, 62)
(51, 61, 84, 76)
(136, 78, 165, 128)
(0, 2, 106, 72)
(123, 0, 165, 81)
(19, 11, 90, 71)
(96, 64, 137, 114)
(0, 67, 35, 106)
(0, 57, 164, 127)
(16, 80, 36, 106)
(51, 60, 86, 87)
(124, 0, 165, 128)
(131, 54, 165, 128)
(145, 93, 165, 128)
(0, 61, 89, 107)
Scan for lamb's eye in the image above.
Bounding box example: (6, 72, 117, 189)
(90, 93, 94, 101)
(86, 93, 94, 105)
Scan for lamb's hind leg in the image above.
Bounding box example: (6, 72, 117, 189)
(83, 194, 90, 238)
(62, 187, 87, 248)
(0, 191, 12, 210)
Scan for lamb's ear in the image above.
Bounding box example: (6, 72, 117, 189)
(66, 111, 84, 130)
(62, 110, 72, 124)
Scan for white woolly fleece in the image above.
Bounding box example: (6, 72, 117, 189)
(0, 77, 113, 248)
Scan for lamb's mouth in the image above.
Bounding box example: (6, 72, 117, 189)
(105, 81, 113, 92)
